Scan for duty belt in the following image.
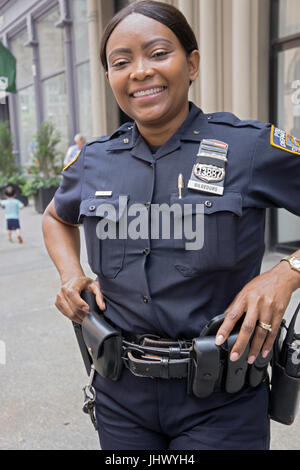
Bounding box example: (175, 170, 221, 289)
(76, 291, 273, 401)
(121, 333, 271, 398)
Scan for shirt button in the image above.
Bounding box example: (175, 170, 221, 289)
(205, 200, 213, 208)
(145, 202, 151, 209)
(143, 295, 150, 303)
(143, 248, 150, 255)
(89, 205, 96, 212)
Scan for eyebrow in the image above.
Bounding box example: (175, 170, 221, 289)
(108, 38, 173, 60)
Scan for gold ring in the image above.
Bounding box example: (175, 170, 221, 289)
(258, 321, 272, 332)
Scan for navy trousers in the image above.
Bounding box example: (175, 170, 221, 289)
(93, 368, 270, 450)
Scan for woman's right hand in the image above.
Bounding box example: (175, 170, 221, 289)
(55, 275, 106, 323)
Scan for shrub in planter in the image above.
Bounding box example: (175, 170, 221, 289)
(22, 176, 61, 214)
(24, 121, 63, 213)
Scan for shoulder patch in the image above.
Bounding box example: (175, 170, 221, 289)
(270, 125, 300, 156)
(63, 151, 81, 171)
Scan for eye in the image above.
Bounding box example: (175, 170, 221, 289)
(111, 59, 129, 68)
(152, 50, 169, 59)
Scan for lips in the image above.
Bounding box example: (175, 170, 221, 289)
(130, 86, 167, 98)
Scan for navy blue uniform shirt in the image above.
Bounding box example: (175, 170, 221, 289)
(54, 103, 300, 339)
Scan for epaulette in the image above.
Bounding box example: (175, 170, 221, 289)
(207, 112, 268, 130)
(86, 122, 134, 146)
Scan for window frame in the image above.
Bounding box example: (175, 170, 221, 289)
(269, 0, 300, 253)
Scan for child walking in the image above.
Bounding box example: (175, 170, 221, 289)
(0, 185, 24, 243)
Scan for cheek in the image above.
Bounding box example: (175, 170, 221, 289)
(107, 72, 127, 99)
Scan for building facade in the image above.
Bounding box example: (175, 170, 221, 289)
(0, 0, 299, 252)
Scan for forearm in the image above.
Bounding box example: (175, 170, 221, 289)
(42, 204, 84, 283)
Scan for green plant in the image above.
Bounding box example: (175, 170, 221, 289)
(21, 175, 61, 198)
(0, 121, 17, 178)
(31, 121, 64, 178)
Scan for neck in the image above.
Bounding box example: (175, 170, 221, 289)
(136, 103, 190, 146)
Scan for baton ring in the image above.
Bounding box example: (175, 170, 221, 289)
(258, 321, 272, 333)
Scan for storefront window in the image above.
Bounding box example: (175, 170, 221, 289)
(76, 62, 92, 141)
(271, 1, 300, 251)
(10, 29, 33, 89)
(72, 0, 89, 63)
(279, 0, 300, 37)
(72, 0, 92, 140)
(43, 73, 68, 155)
(37, 8, 65, 78)
(17, 86, 37, 168)
(10, 30, 36, 165)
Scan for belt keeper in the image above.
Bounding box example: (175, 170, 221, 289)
(169, 346, 182, 359)
(160, 356, 170, 379)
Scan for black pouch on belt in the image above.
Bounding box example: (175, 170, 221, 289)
(80, 291, 123, 381)
(269, 303, 300, 425)
(190, 336, 221, 398)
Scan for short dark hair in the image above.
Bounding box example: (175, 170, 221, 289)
(4, 185, 16, 197)
(100, 0, 199, 72)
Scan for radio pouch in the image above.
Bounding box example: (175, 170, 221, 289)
(269, 303, 300, 425)
(81, 309, 123, 381)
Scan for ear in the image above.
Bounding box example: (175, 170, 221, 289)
(105, 71, 110, 84)
(187, 50, 200, 83)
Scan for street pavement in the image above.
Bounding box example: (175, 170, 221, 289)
(0, 204, 299, 450)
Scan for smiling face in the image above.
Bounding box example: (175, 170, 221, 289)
(105, 13, 199, 137)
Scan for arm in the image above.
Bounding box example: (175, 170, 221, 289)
(215, 252, 300, 363)
(42, 199, 106, 323)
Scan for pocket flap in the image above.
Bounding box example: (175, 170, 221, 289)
(78, 195, 129, 223)
(170, 191, 242, 216)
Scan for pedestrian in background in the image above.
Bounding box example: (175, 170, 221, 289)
(0, 185, 24, 243)
(63, 133, 86, 168)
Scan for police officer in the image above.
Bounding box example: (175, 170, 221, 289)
(42, 1, 300, 450)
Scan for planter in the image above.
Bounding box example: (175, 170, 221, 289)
(34, 186, 58, 214)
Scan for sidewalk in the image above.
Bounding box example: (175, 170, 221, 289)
(0, 204, 299, 450)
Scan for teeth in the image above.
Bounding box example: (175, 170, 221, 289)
(133, 87, 165, 98)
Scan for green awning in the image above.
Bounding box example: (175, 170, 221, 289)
(0, 41, 16, 94)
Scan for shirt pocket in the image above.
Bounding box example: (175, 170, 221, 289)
(169, 191, 243, 277)
(79, 196, 128, 279)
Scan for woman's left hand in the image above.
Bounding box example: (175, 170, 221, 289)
(215, 261, 300, 363)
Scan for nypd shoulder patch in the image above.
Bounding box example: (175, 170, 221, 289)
(63, 151, 81, 171)
(270, 125, 300, 156)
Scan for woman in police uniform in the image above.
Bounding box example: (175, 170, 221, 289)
(42, 1, 300, 450)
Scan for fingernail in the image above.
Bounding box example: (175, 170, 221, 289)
(230, 352, 239, 362)
(215, 335, 224, 346)
(262, 350, 270, 358)
(248, 355, 256, 364)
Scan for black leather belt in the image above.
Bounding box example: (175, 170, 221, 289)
(123, 335, 192, 379)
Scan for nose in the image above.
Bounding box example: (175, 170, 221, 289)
(129, 57, 154, 81)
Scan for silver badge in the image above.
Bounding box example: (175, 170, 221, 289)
(193, 163, 225, 183)
(188, 139, 229, 196)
